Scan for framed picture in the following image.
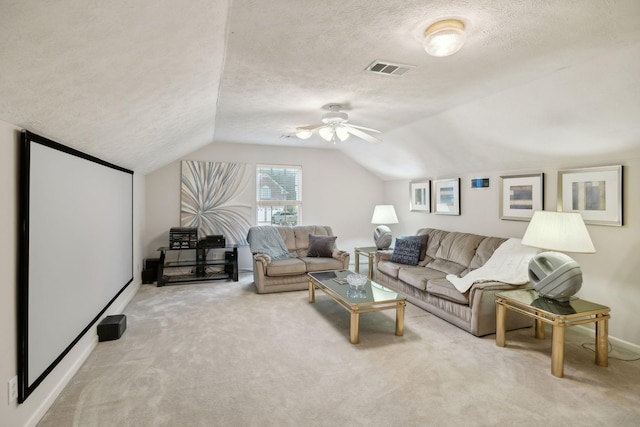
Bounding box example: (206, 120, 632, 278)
(410, 180, 431, 212)
(499, 173, 544, 221)
(433, 178, 460, 215)
(557, 165, 622, 226)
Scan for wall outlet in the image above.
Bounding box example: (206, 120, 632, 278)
(8, 376, 18, 404)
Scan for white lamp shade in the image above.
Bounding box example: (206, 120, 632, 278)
(521, 211, 595, 253)
(423, 19, 466, 57)
(371, 205, 399, 224)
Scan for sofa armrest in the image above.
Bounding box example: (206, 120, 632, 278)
(253, 253, 272, 273)
(374, 250, 392, 266)
(332, 249, 350, 269)
(468, 281, 532, 307)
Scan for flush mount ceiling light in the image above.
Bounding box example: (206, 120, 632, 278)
(423, 19, 466, 57)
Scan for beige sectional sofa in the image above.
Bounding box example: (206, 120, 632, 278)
(374, 228, 533, 336)
(249, 225, 350, 294)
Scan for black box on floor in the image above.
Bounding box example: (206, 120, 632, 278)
(145, 257, 161, 273)
(98, 314, 127, 342)
(142, 269, 156, 284)
(143, 258, 161, 283)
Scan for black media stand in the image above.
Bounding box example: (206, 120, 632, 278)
(156, 245, 238, 286)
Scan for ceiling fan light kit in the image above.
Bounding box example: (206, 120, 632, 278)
(295, 128, 313, 139)
(318, 126, 335, 142)
(423, 19, 466, 57)
(295, 103, 382, 144)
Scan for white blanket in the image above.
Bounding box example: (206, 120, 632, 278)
(446, 238, 539, 293)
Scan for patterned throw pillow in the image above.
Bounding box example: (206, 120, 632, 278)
(391, 236, 423, 266)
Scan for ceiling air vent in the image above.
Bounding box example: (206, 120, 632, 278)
(365, 60, 414, 77)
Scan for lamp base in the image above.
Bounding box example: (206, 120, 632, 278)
(528, 252, 583, 302)
(373, 225, 392, 250)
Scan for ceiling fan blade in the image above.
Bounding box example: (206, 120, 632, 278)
(346, 127, 382, 144)
(296, 123, 325, 131)
(347, 123, 381, 133)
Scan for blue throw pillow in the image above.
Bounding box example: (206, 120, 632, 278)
(391, 236, 423, 266)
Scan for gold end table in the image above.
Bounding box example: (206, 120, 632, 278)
(496, 289, 610, 378)
(354, 246, 385, 279)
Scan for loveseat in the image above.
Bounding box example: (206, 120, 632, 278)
(374, 228, 535, 336)
(248, 225, 350, 294)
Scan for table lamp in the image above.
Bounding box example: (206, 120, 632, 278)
(521, 211, 595, 301)
(371, 205, 398, 249)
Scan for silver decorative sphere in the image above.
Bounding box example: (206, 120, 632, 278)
(374, 225, 392, 249)
(528, 251, 583, 302)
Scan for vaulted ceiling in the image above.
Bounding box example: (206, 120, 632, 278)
(1, 1, 639, 179)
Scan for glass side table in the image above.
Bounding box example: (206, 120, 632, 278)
(354, 246, 387, 279)
(496, 289, 610, 378)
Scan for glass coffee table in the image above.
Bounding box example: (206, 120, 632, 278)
(308, 270, 406, 344)
(496, 289, 610, 378)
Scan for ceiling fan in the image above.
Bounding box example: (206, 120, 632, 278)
(295, 103, 382, 144)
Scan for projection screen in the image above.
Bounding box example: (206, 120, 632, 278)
(18, 130, 133, 402)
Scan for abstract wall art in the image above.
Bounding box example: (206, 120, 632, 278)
(181, 160, 253, 244)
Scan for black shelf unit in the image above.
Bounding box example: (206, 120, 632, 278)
(156, 245, 238, 286)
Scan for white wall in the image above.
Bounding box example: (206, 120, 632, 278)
(383, 158, 640, 347)
(0, 119, 145, 427)
(144, 142, 385, 268)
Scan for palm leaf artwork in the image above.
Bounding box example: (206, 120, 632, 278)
(180, 161, 252, 245)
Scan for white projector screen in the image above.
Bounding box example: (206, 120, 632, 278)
(18, 131, 133, 403)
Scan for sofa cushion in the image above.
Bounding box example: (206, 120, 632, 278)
(301, 257, 344, 272)
(426, 278, 470, 305)
(391, 236, 423, 265)
(411, 232, 429, 262)
(421, 228, 449, 259)
(397, 266, 445, 291)
(469, 237, 507, 270)
(377, 260, 402, 279)
(307, 234, 336, 257)
(435, 232, 484, 267)
(426, 258, 467, 276)
(266, 258, 307, 276)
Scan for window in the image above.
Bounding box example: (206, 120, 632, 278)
(256, 165, 302, 226)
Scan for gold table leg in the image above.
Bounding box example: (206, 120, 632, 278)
(495, 301, 506, 347)
(535, 319, 545, 339)
(396, 301, 405, 336)
(308, 279, 315, 303)
(595, 315, 609, 367)
(368, 253, 374, 280)
(350, 310, 360, 344)
(354, 250, 360, 274)
(551, 324, 566, 377)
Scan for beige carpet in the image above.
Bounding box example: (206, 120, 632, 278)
(39, 273, 640, 427)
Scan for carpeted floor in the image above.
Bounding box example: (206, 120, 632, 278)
(39, 273, 640, 426)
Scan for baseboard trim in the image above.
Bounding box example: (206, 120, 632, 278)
(575, 324, 640, 353)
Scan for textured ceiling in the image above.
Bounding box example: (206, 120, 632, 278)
(1, 1, 640, 178)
